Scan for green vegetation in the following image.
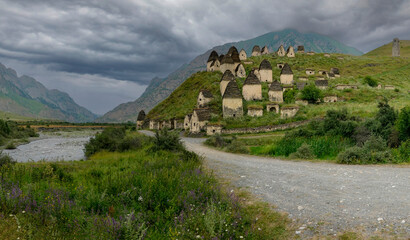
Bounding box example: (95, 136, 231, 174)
(0, 130, 291, 239)
(148, 51, 410, 130)
(0, 119, 38, 147)
(209, 103, 410, 164)
(364, 40, 410, 57)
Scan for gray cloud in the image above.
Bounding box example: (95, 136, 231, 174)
(0, 0, 409, 113)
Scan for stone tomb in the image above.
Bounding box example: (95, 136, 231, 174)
(252, 45, 261, 57)
(197, 89, 214, 108)
(266, 103, 280, 114)
(268, 81, 283, 103)
(222, 81, 243, 118)
(259, 59, 273, 83)
(247, 106, 263, 117)
(286, 46, 295, 57)
(206, 124, 223, 136)
(136, 110, 146, 129)
(242, 71, 262, 101)
(280, 63, 293, 85)
(281, 106, 299, 118)
(239, 49, 247, 61)
(190, 108, 211, 133)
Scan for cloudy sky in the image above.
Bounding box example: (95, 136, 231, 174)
(0, 0, 409, 114)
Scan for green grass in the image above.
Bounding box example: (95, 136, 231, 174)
(0, 110, 38, 121)
(364, 40, 410, 57)
(0, 132, 291, 239)
(147, 52, 410, 129)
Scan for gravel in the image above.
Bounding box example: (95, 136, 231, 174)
(179, 137, 410, 238)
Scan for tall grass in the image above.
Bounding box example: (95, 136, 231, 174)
(0, 132, 290, 239)
(250, 135, 354, 159)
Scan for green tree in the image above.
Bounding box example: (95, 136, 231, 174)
(396, 106, 410, 141)
(283, 89, 297, 104)
(301, 84, 323, 103)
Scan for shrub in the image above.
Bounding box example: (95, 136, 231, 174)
(396, 139, 410, 162)
(225, 139, 249, 154)
(283, 89, 297, 104)
(363, 76, 378, 87)
(363, 135, 387, 152)
(396, 106, 410, 141)
(84, 127, 127, 157)
(301, 84, 323, 103)
(376, 100, 397, 128)
(289, 143, 315, 159)
(205, 135, 230, 148)
(0, 151, 15, 168)
(353, 125, 372, 146)
(5, 142, 16, 150)
(152, 128, 183, 152)
(337, 146, 364, 164)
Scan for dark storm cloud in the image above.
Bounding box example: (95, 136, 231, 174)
(0, 0, 409, 113)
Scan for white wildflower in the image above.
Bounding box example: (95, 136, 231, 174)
(138, 196, 143, 202)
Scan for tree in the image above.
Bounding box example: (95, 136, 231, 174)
(283, 89, 297, 104)
(396, 106, 410, 141)
(301, 84, 323, 103)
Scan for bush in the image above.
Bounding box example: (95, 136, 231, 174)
(289, 143, 315, 159)
(363, 76, 378, 87)
(353, 125, 372, 146)
(0, 151, 15, 168)
(205, 135, 230, 148)
(152, 128, 183, 152)
(283, 89, 297, 104)
(225, 139, 249, 154)
(396, 139, 410, 162)
(84, 127, 127, 157)
(363, 135, 387, 152)
(337, 146, 364, 164)
(5, 142, 16, 150)
(301, 84, 323, 103)
(396, 106, 410, 141)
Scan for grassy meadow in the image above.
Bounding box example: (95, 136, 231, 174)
(0, 129, 292, 239)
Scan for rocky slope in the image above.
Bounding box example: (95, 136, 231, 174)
(0, 63, 97, 122)
(97, 29, 363, 122)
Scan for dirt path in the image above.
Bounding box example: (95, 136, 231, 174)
(141, 131, 410, 238)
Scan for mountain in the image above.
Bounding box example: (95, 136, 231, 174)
(0, 63, 97, 122)
(365, 40, 410, 57)
(97, 29, 363, 122)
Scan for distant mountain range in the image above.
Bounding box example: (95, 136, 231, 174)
(0, 63, 97, 122)
(97, 29, 363, 122)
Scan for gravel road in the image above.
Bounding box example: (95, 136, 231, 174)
(141, 131, 410, 238)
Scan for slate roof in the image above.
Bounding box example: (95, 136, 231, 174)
(261, 46, 268, 52)
(218, 54, 225, 62)
(227, 46, 238, 56)
(207, 50, 218, 63)
(297, 46, 305, 51)
(235, 63, 244, 72)
(231, 51, 241, 63)
(221, 55, 234, 64)
(331, 67, 340, 74)
(259, 59, 272, 70)
(269, 81, 283, 91)
(315, 80, 329, 86)
(223, 80, 242, 99)
(327, 72, 335, 77)
(281, 63, 293, 74)
(220, 70, 235, 82)
(296, 82, 306, 90)
(200, 90, 213, 98)
(252, 45, 261, 53)
(210, 59, 219, 67)
(185, 114, 192, 121)
(137, 110, 146, 121)
(194, 108, 211, 122)
(244, 71, 260, 85)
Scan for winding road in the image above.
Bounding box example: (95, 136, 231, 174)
(141, 131, 410, 237)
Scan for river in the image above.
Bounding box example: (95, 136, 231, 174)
(3, 131, 97, 162)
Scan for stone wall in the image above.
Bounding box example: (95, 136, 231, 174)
(259, 69, 273, 82)
(269, 90, 283, 102)
(280, 74, 293, 84)
(220, 120, 310, 135)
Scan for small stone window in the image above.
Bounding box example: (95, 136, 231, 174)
(213, 129, 216, 133)
(233, 114, 236, 117)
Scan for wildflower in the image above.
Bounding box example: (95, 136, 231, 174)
(22, 211, 25, 214)
(240, 236, 243, 239)
(9, 214, 13, 217)
(258, 227, 261, 231)
(138, 196, 143, 202)
(196, 235, 201, 238)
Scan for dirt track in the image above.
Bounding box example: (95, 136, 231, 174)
(141, 131, 410, 238)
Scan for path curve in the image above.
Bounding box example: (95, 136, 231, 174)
(141, 131, 410, 237)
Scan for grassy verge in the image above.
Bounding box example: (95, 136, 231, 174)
(0, 129, 292, 239)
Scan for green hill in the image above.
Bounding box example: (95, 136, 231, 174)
(365, 40, 410, 57)
(147, 52, 410, 129)
(0, 63, 97, 122)
(98, 29, 363, 122)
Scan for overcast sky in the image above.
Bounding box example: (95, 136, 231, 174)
(0, 0, 409, 114)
